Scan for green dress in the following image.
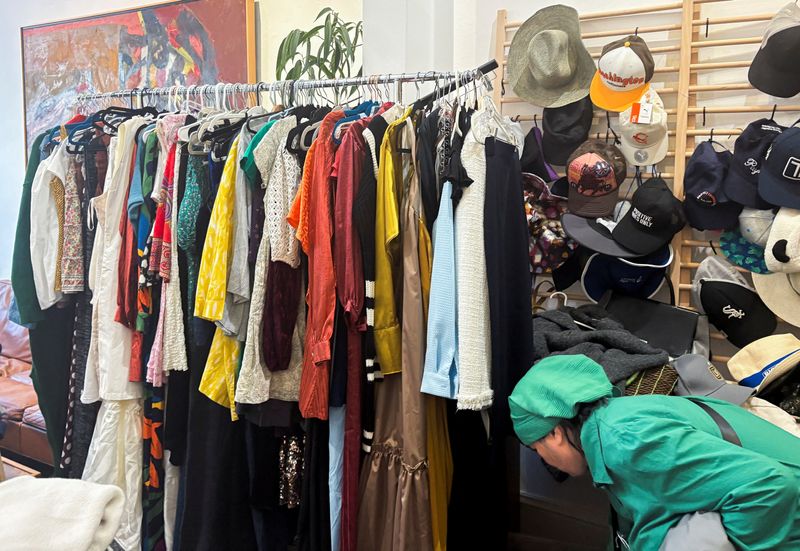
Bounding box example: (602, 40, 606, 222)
(581, 394, 800, 550)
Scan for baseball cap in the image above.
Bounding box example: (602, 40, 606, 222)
(728, 334, 800, 393)
(739, 207, 776, 246)
(723, 119, 783, 209)
(561, 212, 638, 258)
(698, 280, 777, 349)
(580, 244, 672, 303)
(590, 35, 654, 112)
(748, 2, 800, 98)
(618, 89, 669, 167)
(542, 96, 594, 166)
(611, 177, 685, 256)
(758, 127, 800, 209)
(566, 140, 627, 217)
(673, 354, 754, 404)
(683, 141, 742, 230)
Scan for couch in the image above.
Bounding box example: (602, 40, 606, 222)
(0, 280, 52, 466)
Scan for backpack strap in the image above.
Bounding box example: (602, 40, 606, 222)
(687, 397, 743, 447)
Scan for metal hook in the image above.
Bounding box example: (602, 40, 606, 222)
(705, 18, 710, 38)
(771, 104, 778, 121)
(702, 106, 706, 127)
(634, 26, 639, 36)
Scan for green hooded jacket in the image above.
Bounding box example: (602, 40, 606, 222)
(582, 394, 800, 550)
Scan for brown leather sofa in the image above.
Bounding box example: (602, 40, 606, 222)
(0, 280, 52, 466)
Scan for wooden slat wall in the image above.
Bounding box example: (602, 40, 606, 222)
(494, 0, 796, 365)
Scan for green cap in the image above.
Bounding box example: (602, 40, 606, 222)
(509, 355, 614, 446)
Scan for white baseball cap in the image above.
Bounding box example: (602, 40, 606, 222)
(618, 89, 668, 167)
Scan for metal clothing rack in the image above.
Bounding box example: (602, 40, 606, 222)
(75, 60, 500, 104)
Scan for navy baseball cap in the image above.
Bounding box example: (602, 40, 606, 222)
(758, 127, 800, 209)
(724, 119, 783, 209)
(683, 141, 742, 230)
(581, 244, 673, 303)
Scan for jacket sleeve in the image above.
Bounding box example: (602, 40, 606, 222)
(600, 416, 799, 551)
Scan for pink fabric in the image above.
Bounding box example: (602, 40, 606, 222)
(145, 288, 168, 387)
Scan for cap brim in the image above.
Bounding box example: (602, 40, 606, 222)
(752, 272, 800, 328)
(758, 170, 800, 209)
(589, 72, 650, 112)
(568, 187, 619, 218)
(672, 355, 755, 404)
(619, 132, 669, 167)
(612, 211, 677, 256)
(749, 49, 800, 98)
(720, 230, 771, 274)
(562, 214, 638, 258)
(581, 252, 666, 303)
(724, 169, 774, 210)
(683, 197, 742, 231)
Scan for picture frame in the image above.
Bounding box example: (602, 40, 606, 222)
(20, 0, 256, 157)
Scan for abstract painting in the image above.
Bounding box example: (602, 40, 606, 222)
(21, 0, 255, 153)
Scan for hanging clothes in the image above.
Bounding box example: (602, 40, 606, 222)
(292, 110, 346, 420)
(358, 112, 435, 551)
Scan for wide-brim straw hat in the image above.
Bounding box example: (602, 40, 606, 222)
(508, 5, 595, 108)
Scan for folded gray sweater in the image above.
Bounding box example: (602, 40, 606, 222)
(533, 307, 670, 384)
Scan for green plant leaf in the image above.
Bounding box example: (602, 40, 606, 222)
(316, 7, 333, 21)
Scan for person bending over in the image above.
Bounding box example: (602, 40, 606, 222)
(509, 354, 800, 550)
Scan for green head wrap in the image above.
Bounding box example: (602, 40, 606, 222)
(509, 354, 614, 446)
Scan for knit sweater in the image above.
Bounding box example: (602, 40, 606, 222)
(455, 114, 493, 411)
(533, 307, 670, 383)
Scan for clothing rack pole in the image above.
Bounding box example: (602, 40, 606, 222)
(75, 61, 500, 103)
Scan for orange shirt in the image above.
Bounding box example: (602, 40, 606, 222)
(295, 111, 346, 420)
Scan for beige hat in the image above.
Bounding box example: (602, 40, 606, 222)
(751, 271, 800, 327)
(727, 333, 800, 393)
(508, 5, 595, 108)
(618, 89, 668, 167)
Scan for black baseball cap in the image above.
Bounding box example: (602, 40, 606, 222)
(723, 119, 783, 209)
(699, 280, 777, 348)
(612, 178, 685, 255)
(758, 127, 800, 209)
(683, 141, 742, 230)
(748, 2, 800, 98)
(561, 213, 638, 258)
(542, 96, 594, 166)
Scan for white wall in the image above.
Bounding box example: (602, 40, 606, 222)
(258, 0, 362, 82)
(0, 0, 360, 279)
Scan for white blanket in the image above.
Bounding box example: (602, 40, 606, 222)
(0, 476, 123, 551)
